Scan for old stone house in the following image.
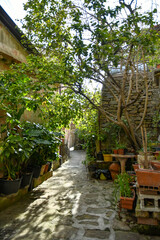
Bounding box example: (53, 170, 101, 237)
(100, 67, 160, 150)
(0, 5, 37, 70)
(0, 5, 41, 129)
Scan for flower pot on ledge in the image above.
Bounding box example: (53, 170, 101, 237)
(113, 149, 118, 154)
(103, 154, 112, 162)
(118, 149, 125, 155)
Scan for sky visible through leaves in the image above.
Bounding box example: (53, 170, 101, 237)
(1, 0, 160, 92)
(1, 0, 160, 27)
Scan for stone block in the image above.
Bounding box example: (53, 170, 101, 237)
(76, 214, 99, 221)
(138, 193, 160, 212)
(115, 231, 141, 240)
(137, 217, 158, 226)
(84, 229, 110, 239)
(135, 208, 149, 218)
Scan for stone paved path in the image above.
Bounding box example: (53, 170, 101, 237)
(0, 150, 160, 240)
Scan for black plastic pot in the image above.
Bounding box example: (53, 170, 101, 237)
(20, 172, 33, 188)
(0, 178, 22, 195)
(97, 152, 104, 160)
(32, 166, 42, 178)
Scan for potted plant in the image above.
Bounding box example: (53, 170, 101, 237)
(116, 143, 127, 155)
(97, 151, 104, 160)
(134, 126, 160, 190)
(114, 173, 135, 210)
(102, 149, 112, 162)
(23, 122, 61, 178)
(0, 131, 32, 195)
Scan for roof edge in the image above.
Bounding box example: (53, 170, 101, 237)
(0, 5, 39, 55)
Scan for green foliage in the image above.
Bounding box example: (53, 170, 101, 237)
(75, 97, 100, 158)
(22, 122, 62, 167)
(41, 88, 84, 130)
(102, 149, 112, 154)
(20, 0, 160, 150)
(113, 173, 133, 202)
(152, 111, 160, 128)
(115, 142, 127, 149)
(100, 123, 122, 149)
(0, 120, 62, 179)
(0, 56, 83, 133)
(0, 130, 33, 180)
(82, 155, 95, 166)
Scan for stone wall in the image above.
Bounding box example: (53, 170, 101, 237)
(100, 72, 160, 145)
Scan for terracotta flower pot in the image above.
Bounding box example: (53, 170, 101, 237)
(120, 190, 135, 210)
(113, 149, 118, 154)
(136, 169, 160, 189)
(118, 149, 124, 155)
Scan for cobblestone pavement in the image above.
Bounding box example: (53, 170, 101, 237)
(0, 150, 160, 240)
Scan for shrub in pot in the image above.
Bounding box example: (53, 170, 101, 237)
(23, 122, 62, 177)
(0, 131, 32, 194)
(135, 127, 160, 190)
(116, 143, 127, 155)
(114, 173, 135, 210)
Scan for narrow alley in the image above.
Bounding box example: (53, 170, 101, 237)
(0, 151, 159, 240)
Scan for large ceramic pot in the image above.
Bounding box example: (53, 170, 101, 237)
(0, 178, 22, 195)
(109, 162, 120, 181)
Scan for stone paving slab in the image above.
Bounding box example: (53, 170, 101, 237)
(0, 150, 160, 240)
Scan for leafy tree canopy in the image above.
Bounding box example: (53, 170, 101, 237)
(2, 0, 160, 149)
